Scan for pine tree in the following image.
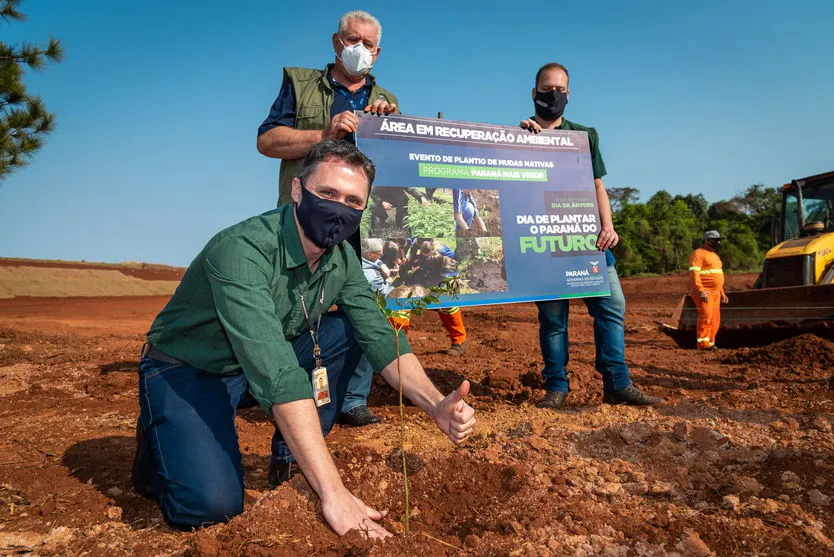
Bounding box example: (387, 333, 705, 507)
(1, 0, 63, 181)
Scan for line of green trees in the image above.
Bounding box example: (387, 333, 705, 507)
(608, 184, 781, 277)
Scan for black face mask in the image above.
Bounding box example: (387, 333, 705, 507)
(295, 183, 363, 249)
(534, 89, 568, 121)
(707, 239, 721, 250)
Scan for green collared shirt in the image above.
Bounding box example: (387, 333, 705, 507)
(147, 204, 410, 412)
(557, 118, 607, 180)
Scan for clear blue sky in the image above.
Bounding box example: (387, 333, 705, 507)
(2, 0, 832, 266)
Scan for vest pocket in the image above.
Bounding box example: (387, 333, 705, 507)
(296, 106, 325, 121)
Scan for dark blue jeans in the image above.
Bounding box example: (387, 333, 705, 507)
(536, 266, 632, 393)
(133, 312, 361, 530)
(341, 354, 374, 413)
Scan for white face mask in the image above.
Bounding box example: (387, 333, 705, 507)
(338, 37, 375, 76)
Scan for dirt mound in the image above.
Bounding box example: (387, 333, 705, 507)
(0, 258, 183, 299)
(0, 257, 184, 279)
(188, 453, 530, 555)
(0, 267, 180, 299)
(724, 334, 834, 371)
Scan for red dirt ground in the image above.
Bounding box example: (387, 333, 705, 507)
(1, 270, 833, 556)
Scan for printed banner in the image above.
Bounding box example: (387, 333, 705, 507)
(355, 113, 610, 308)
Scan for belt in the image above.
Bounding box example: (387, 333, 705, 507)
(140, 342, 182, 365)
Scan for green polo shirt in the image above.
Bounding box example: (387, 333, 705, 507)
(147, 203, 410, 412)
(557, 118, 607, 180)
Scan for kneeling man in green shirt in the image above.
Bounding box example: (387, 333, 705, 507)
(134, 140, 475, 538)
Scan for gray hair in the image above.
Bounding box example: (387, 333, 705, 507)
(361, 237, 384, 256)
(338, 10, 382, 44)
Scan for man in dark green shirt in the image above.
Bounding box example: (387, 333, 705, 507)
(257, 10, 399, 428)
(519, 62, 663, 409)
(134, 140, 476, 538)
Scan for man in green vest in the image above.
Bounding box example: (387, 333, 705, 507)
(257, 10, 399, 429)
(256, 10, 398, 207)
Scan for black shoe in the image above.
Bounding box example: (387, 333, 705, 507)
(268, 461, 299, 487)
(131, 424, 156, 500)
(338, 405, 383, 427)
(536, 391, 568, 409)
(603, 385, 665, 406)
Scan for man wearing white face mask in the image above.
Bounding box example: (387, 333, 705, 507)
(257, 10, 399, 208)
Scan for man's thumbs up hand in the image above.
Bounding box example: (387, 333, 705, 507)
(435, 380, 476, 445)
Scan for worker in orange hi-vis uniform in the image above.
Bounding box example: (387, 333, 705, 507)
(688, 230, 730, 349)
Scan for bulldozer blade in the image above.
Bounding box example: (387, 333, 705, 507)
(658, 320, 697, 349)
(658, 284, 834, 348)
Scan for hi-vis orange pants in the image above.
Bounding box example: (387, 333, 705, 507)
(387, 307, 467, 345)
(690, 291, 721, 348)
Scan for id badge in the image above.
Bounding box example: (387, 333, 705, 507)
(312, 366, 331, 407)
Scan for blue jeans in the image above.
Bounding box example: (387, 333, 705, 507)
(134, 311, 361, 530)
(536, 266, 631, 393)
(341, 354, 374, 413)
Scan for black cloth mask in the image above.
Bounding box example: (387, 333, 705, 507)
(534, 90, 568, 121)
(295, 184, 363, 249)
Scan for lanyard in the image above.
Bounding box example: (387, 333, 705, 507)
(333, 84, 368, 111)
(297, 274, 328, 368)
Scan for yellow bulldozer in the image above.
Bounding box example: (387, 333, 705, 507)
(661, 170, 834, 348)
